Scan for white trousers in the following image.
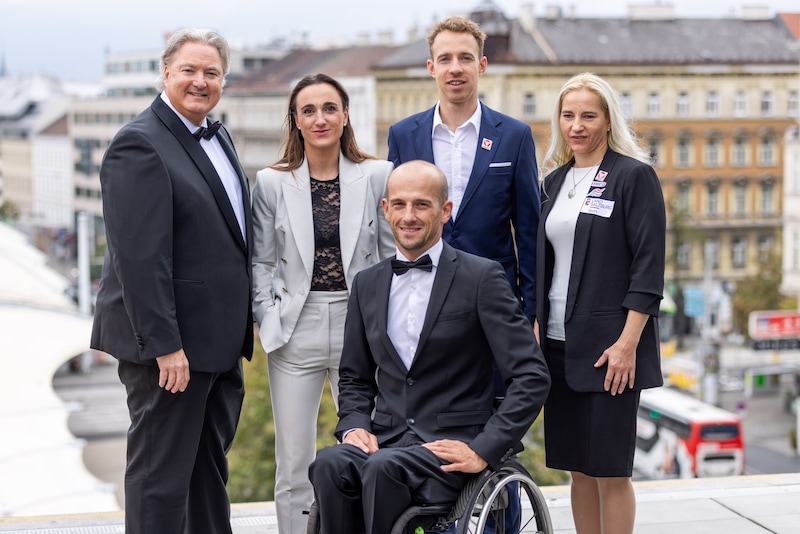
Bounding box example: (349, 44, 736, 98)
(268, 290, 347, 534)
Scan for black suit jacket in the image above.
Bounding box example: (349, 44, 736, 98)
(535, 149, 665, 392)
(91, 96, 254, 372)
(335, 243, 550, 469)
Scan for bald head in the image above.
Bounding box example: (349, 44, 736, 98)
(387, 160, 449, 204)
(383, 160, 452, 260)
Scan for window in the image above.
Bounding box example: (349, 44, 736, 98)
(706, 238, 720, 269)
(789, 90, 799, 118)
(523, 93, 535, 119)
(733, 182, 747, 216)
(707, 183, 719, 216)
(734, 90, 747, 117)
(647, 137, 662, 167)
(648, 92, 660, 118)
(677, 241, 691, 270)
(761, 182, 774, 214)
(706, 91, 719, 117)
(793, 231, 800, 271)
(620, 92, 632, 118)
(677, 182, 691, 211)
(732, 137, 748, 167)
(676, 137, 692, 168)
(760, 91, 774, 116)
(758, 136, 775, 166)
(677, 91, 690, 117)
(731, 236, 747, 268)
(705, 137, 721, 167)
(758, 234, 775, 262)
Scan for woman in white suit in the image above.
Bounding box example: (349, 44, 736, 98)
(251, 73, 394, 534)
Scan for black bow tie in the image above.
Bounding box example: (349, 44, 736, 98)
(193, 121, 222, 141)
(391, 254, 433, 275)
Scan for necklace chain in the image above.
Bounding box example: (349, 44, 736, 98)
(568, 163, 600, 199)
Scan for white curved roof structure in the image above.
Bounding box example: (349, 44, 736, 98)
(0, 223, 119, 517)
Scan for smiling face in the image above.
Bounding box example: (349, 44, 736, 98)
(293, 82, 348, 154)
(162, 41, 224, 126)
(559, 88, 612, 166)
(427, 30, 487, 108)
(383, 161, 452, 261)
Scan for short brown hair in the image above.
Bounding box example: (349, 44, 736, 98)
(427, 16, 486, 58)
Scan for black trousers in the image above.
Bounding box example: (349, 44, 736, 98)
(118, 359, 244, 534)
(309, 432, 471, 534)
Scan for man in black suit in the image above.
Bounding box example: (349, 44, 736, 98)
(90, 29, 253, 534)
(308, 160, 549, 534)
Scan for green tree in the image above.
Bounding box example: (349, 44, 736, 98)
(227, 341, 276, 503)
(732, 249, 797, 339)
(0, 200, 20, 221)
(666, 198, 699, 349)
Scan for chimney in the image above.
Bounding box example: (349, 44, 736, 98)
(519, 3, 536, 32)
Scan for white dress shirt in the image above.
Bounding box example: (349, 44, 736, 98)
(431, 102, 481, 219)
(544, 164, 599, 340)
(387, 240, 443, 369)
(160, 93, 247, 241)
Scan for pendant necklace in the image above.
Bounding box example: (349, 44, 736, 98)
(568, 164, 598, 199)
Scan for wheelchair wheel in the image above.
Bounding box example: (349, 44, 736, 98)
(453, 460, 553, 534)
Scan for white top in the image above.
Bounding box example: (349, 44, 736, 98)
(545, 164, 599, 340)
(160, 93, 247, 240)
(387, 239, 443, 369)
(431, 102, 482, 219)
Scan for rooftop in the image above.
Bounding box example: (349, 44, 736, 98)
(1, 473, 798, 533)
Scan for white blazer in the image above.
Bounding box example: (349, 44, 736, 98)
(251, 154, 394, 353)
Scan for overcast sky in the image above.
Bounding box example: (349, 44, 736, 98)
(1, 0, 798, 81)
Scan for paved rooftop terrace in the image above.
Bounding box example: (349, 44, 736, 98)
(1, 472, 798, 533)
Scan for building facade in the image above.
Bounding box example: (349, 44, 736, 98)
(373, 2, 800, 335)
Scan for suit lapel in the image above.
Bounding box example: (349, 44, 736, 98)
(412, 109, 436, 162)
(412, 244, 457, 366)
(217, 127, 252, 253)
(564, 151, 618, 322)
(456, 104, 501, 221)
(151, 97, 248, 254)
(375, 260, 407, 370)
(282, 161, 315, 281)
(339, 156, 367, 279)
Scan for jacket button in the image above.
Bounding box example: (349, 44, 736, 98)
(407, 418, 415, 425)
(406, 378, 415, 386)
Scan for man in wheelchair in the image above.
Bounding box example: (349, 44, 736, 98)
(308, 161, 550, 533)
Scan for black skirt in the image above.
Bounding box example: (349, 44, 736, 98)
(543, 338, 640, 477)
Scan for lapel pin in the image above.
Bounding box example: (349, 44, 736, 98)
(481, 138, 493, 151)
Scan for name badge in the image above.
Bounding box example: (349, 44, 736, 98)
(580, 198, 615, 218)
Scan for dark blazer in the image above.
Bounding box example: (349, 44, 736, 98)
(91, 96, 254, 373)
(535, 149, 665, 392)
(387, 103, 540, 321)
(335, 243, 550, 469)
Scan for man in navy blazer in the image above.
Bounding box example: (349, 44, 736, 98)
(387, 15, 540, 321)
(308, 160, 549, 534)
(91, 29, 252, 534)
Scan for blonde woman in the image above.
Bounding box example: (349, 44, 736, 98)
(535, 72, 666, 534)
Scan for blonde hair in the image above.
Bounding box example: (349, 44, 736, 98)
(542, 72, 648, 175)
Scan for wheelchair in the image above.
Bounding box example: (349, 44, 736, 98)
(305, 458, 553, 534)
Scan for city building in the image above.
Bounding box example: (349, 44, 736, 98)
(373, 1, 800, 335)
(221, 44, 402, 179)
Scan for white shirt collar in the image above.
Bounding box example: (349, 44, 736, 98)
(432, 100, 482, 135)
(395, 239, 444, 267)
(160, 92, 209, 131)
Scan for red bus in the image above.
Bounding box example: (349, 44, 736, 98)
(635, 387, 744, 478)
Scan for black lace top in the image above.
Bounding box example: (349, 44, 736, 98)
(310, 176, 347, 291)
